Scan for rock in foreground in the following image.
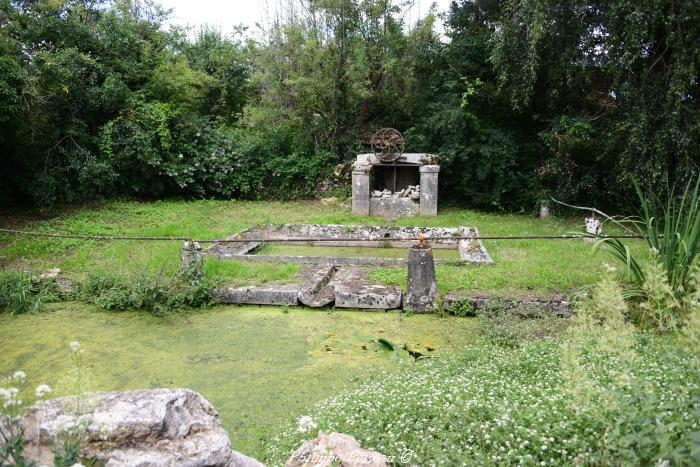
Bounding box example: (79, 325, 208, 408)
(21, 388, 263, 467)
(286, 432, 388, 467)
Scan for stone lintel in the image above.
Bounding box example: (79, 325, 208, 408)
(419, 164, 440, 173)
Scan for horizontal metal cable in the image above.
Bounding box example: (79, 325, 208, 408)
(0, 228, 644, 243)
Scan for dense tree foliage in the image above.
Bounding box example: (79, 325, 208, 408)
(0, 0, 697, 209)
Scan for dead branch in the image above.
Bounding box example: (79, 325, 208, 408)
(550, 197, 639, 236)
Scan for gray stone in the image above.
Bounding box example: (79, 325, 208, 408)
(330, 267, 402, 310)
(298, 267, 337, 307)
(334, 284, 403, 309)
(457, 228, 494, 264)
(356, 153, 438, 166)
(419, 165, 439, 216)
(369, 197, 419, 218)
(217, 284, 301, 306)
(403, 244, 439, 312)
(351, 167, 370, 216)
(21, 389, 263, 467)
(181, 241, 203, 274)
(286, 432, 389, 467)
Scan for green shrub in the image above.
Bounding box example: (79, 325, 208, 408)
(81, 271, 217, 316)
(449, 298, 476, 317)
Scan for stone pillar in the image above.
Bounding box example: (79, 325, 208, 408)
(181, 241, 203, 274)
(419, 165, 439, 216)
(352, 164, 370, 216)
(403, 244, 439, 313)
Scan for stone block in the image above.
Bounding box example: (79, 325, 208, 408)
(334, 284, 402, 310)
(298, 266, 337, 307)
(217, 284, 301, 306)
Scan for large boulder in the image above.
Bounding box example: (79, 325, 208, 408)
(286, 432, 388, 467)
(21, 388, 263, 467)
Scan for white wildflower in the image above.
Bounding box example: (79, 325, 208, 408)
(297, 415, 317, 434)
(603, 263, 617, 272)
(3, 399, 22, 408)
(12, 371, 26, 381)
(55, 415, 78, 434)
(70, 341, 81, 353)
(35, 384, 52, 398)
(0, 388, 11, 401)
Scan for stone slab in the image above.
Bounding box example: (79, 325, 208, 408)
(334, 285, 402, 309)
(355, 153, 438, 166)
(330, 267, 402, 310)
(298, 266, 337, 307)
(458, 227, 494, 264)
(216, 284, 301, 306)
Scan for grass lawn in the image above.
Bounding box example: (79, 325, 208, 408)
(0, 199, 646, 294)
(0, 303, 479, 460)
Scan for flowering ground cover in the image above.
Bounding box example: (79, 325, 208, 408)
(266, 336, 699, 466)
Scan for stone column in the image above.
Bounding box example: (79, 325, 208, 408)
(352, 163, 371, 216)
(181, 241, 203, 274)
(419, 165, 439, 216)
(403, 244, 439, 313)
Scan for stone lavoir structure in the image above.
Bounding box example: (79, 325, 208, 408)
(352, 152, 440, 218)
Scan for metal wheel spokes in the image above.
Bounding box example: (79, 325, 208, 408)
(371, 128, 404, 163)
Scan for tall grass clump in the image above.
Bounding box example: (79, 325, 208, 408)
(595, 179, 700, 330)
(0, 272, 55, 314)
(81, 270, 217, 316)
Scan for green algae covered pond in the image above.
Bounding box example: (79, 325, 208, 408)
(0, 304, 479, 460)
